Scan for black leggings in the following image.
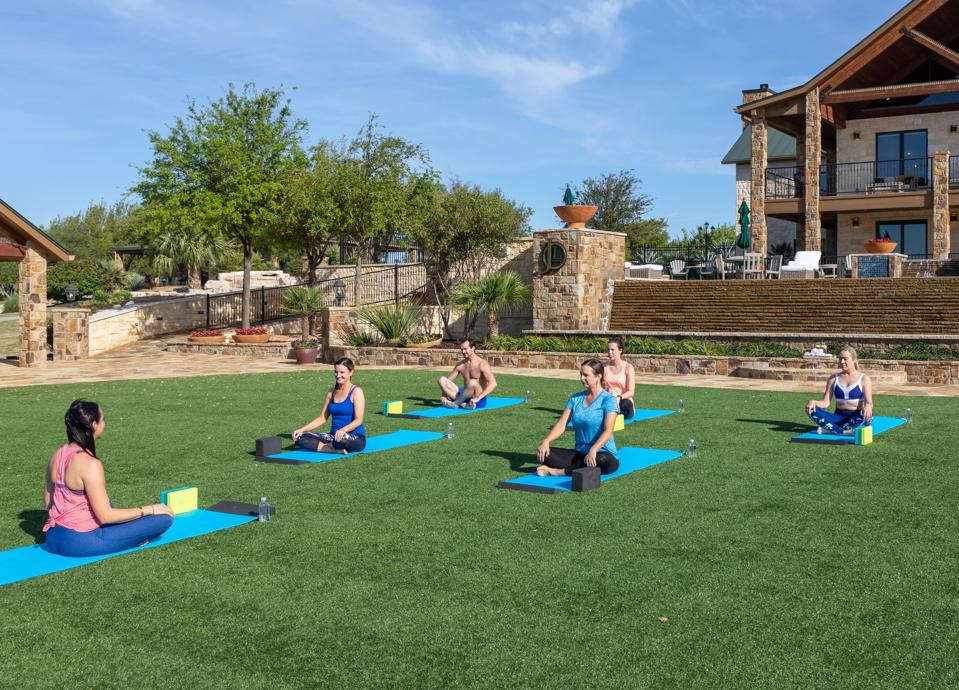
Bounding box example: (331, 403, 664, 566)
(543, 448, 620, 475)
(619, 398, 635, 420)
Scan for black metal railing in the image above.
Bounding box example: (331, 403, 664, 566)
(950, 155, 959, 188)
(767, 158, 933, 198)
(205, 264, 427, 328)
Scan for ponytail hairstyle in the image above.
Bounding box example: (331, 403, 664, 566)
(581, 358, 605, 379)
(65, 399, 101, 459)
(333, 357, 355, 372)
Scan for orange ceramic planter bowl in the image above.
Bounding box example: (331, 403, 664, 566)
(233, 333, 271, 344)
(864, 241, 897, 254)
(553, 205, 598, 228)
(188, 335, 226, 344)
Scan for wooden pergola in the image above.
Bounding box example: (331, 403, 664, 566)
(0, 198, 73, 367)
(735, 0, 959, 257)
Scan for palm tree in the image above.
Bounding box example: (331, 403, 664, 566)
(451, 270, 531, 339)
(152, 232, 239, 289)
(282, 286, 326, 336)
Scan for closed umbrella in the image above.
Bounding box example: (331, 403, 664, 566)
(736, 200, 751, 250)
(563, 185, 575, 205)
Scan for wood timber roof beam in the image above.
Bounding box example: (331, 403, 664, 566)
(822, 78, 959, 104)
(900, 27, 959, 72)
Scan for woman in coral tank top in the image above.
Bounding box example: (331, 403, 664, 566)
(603, 336, 636, 420)
(43, 400, 173, 557)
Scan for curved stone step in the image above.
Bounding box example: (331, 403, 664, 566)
(730, 366, 908, 383)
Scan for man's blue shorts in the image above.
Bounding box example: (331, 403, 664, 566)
(457, 387, 488, 408)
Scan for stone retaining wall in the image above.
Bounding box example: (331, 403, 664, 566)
(327, 346, 959, 385)
(164, 339, 294, 359)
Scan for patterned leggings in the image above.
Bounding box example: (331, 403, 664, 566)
(808, 408, 866, 435)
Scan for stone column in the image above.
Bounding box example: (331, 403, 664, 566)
(932, 150, 951, 260)
(532, 228, 626, 332)
(52, 308, 91, 361)
(794, 131, 806, 249)
(18, 245, 47, 368)
(802, 88, 822, 251)
(750, 114, 768, 255)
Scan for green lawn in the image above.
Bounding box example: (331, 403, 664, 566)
(1, 371, 956, 687)
(0, 318, 17, 356)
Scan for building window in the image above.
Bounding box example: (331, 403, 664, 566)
(876, 130, 927, 179)
(877, 220, 927, 258)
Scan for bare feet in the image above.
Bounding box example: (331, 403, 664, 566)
(440, 397, 457, 409)
(460, 400, 476, 410)
(536, 466, 563, 477)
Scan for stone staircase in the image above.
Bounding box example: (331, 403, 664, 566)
(608, 277, 959, 335)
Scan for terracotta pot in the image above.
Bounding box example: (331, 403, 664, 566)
(233, 333, 271, 344)
(864, 241, 897, 254)
(188, 335, 225, 344)
(553, 204, 598, 228)
(403, 338, 443, 349)
(293, 347, 318, 364)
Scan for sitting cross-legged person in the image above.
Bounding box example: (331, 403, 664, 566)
(292, 358, 367, 454)
(806, 346, 874, 435)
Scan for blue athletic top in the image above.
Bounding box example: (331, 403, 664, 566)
(566, 389, 619, 456)
(833, 373, 864, 402)
(327, 386, 365, 437)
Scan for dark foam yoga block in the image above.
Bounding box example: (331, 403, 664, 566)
(572, 466, 601, 492)
(256, 436, 282, 457)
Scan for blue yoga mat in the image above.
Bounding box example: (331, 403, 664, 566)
(567, 408, 674, 429)
(792, 416, 907, 444)
(0, 509, 255, 587)
(500, 446, 684, 493)
(268, 429, 445, 463)
(405, 397, 526, 419)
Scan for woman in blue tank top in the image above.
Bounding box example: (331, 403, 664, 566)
(806, 346, 874, 435)
(292, 358, 367, 453)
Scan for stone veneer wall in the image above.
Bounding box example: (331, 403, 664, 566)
(52, 308, 90, 361)
(835, 112, 959, 165)
(328, 346, 959, 385)
(88, 295, 208, 356)
(18, 245, 47, 367)
(532, 229, 625, 331)
(835, 210, 959, 257)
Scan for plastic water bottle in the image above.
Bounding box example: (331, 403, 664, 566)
(687, 439, 697, 459)
(258, 497, 270, 523)
(447, 422, 454, 439)
(678, 399, 685, 414)
(524, 389, 531, 402)
(905, 408, 912, 424)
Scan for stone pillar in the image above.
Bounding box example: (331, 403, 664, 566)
(52, 308, 91, 361)
(532, 228, 626, 332)
(802, 88, 822, 252)
(794, 131, 806, 249)
(750, 115, 768, 255)
(17, 245, 47, 368)
(932, 150, 951, 260)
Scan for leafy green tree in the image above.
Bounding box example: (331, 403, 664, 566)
(44, 202, 139, 261)
(674, 222, 736, 246)
(281, 285, 325, 336)
(133, 83, 306, 326)
(451, 270, 531, 339)
(0, 264, 17, 297)
(574, 170, 668, 253)
(334, 115, 436, 306)
(152, 231, 240, 288)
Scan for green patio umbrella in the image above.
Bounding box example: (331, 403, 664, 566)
(563, 185, 575, 205)
(736, 200, 751, 249)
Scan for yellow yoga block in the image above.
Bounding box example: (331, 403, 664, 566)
(614, 414, 625, 432)
(162, 486, 198, 515)
(855, 425, 873, 446)
(383, 400, 403, 415)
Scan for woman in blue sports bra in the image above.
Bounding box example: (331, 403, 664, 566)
(806, 346, 874, 435)
(292, 358, 367, 453)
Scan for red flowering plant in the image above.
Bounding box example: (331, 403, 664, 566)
(235, 327, 268, 335)
(867, 234, 896, 245)
(190, 329, 222, 337)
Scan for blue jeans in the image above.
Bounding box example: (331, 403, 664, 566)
(808, 408, 866, 435)
(44, 514, 173, 557)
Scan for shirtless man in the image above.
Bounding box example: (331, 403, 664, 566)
(437, 339, 497, 410)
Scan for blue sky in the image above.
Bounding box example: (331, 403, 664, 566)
(1, 0, 905, 237)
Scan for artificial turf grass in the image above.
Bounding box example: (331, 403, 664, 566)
(0, 371, 957, 687)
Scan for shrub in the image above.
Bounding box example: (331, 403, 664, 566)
(292, 337, 320, 349)
(281, 285, 325, 336)
(128, 271, 147, 290)
(235, 327, 268, 335)
(359, 303, 422, 342)
(89, 289, 132, 308)
(3, 293, 17, 313)
(48, 260, 112, 301)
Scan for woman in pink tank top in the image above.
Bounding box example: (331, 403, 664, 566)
(603, 336, 636, 420)
(43, 400, 174, 557)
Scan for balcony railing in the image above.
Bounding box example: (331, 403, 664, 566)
(767, 158, 933, 199)
(951, 155, 959, 188)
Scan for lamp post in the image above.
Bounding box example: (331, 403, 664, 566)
(333, 278, 346, 307)
(65, 282, 77, 303)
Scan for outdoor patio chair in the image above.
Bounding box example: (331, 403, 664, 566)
(781, 250, 821, 278)
(668, 259, 688, 280)
(765, 254, 782, 279)
(740, 253, 764, 279)
(698, 258, 717, 279)
(713, 255, 737, 280)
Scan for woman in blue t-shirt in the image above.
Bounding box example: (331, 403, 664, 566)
(292, 358, 367, 453)
(536, 359, 620, 476)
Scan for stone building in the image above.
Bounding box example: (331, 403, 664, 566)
(726, 0, 959, 261)
(0, 198, 73, 367)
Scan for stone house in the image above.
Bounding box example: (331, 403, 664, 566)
(725, 0, 959, 262)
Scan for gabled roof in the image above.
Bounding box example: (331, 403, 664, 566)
(735, 0, 952, 114)
(0, 197, 72, 262)
(721, 126, 797, 165)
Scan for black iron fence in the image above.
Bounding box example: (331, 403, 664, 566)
(768, 158, 933, 198)
(205, 263, 427, 328)
(951, 155, 959, 187)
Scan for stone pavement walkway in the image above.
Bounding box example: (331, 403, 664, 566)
(1, 338, 957, 397)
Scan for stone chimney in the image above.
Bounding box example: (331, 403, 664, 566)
(741, 83, 774, 127)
